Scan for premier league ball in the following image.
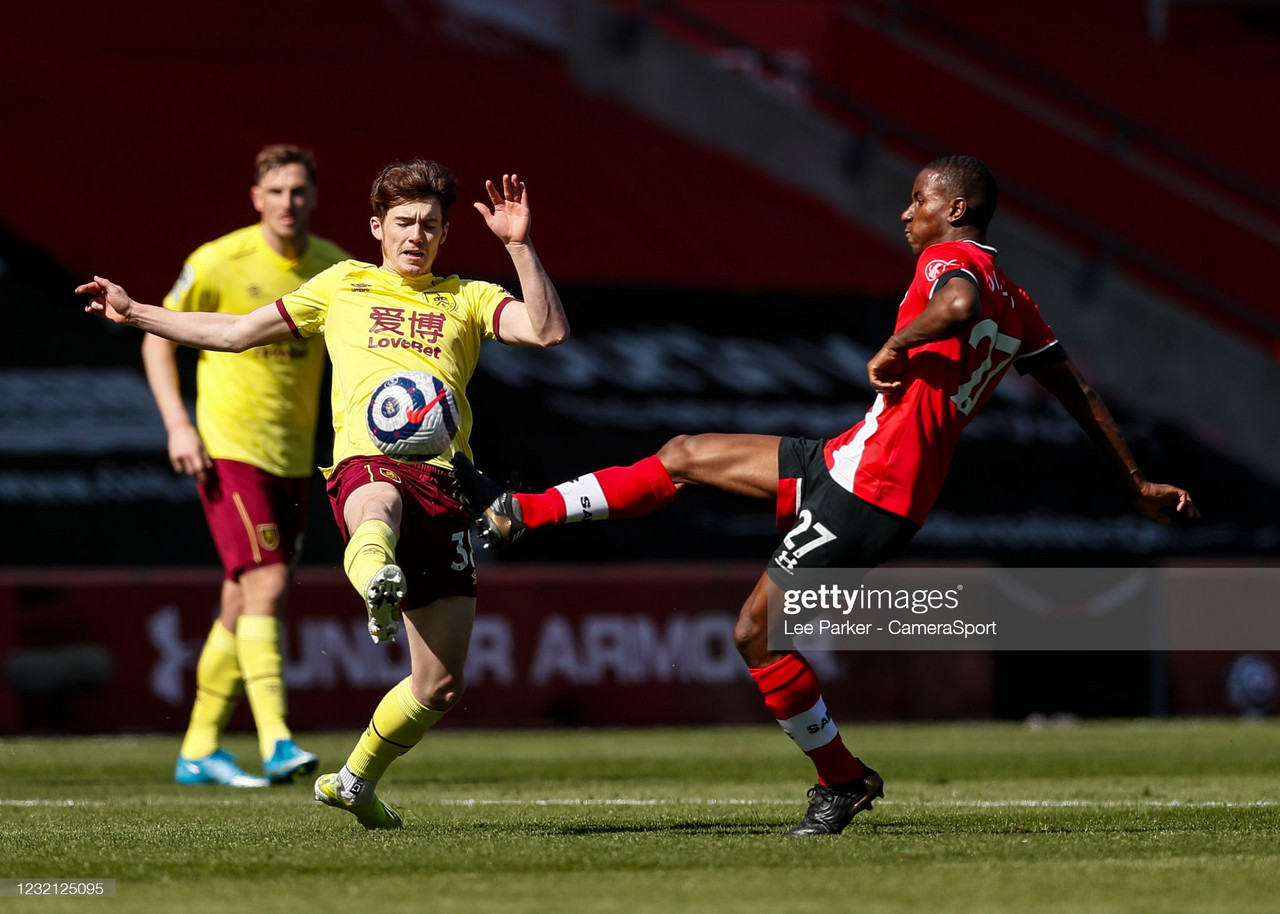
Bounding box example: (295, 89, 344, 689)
(367, 371, 459, 459)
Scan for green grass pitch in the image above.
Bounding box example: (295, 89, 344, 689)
(2, 720, 1279, 913)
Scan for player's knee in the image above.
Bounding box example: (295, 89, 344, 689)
(253, 582, 289, 613)
(657, 434, 703, 481)
(733, 614, 766, 661)
(238, 564, 290, 612)
(415, 672, 467, 711)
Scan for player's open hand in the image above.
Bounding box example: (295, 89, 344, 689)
(1134, 481, 1200, 525)
(77, 276, 135, 326)
(474, 174, 531, 246)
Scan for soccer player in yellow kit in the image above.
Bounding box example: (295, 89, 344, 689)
(143, 145, 349, 788)
(82, 159, 568, 827)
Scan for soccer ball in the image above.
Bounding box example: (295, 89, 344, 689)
(366, 370, 459, 459)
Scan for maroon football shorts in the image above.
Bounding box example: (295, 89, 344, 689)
(198, 458, 311, 581)
(326, 455, 477, 608)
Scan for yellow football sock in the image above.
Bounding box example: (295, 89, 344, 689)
(237, 614, 291, 759)
(344, 520, 398, 595)
(179, 621, 242, 760)
(346, 677, 444, 781)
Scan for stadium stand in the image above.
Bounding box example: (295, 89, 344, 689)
(605, 0, 1280, 348)
(3, 0, 1278, 731)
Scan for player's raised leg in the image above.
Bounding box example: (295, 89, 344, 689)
(340, 480, 406, 644)
(455, 433, 781, 547)
(735, 573, 883, 836)
(315, 595, 474, 829)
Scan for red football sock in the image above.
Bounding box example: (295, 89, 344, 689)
(513, 455, 678, 529)
(750, 652, 866, 787)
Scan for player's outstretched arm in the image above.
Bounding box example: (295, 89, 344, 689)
(1029, 356, 1200, 525)
(472, 175, 569, 348)
(79, 275, 295, 352)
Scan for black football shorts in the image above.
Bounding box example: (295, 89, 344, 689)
(770, 436, 919, 573)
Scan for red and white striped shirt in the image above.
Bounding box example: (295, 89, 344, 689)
(825, 240, 1058, 525)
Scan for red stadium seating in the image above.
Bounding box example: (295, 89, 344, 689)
(609, 0, 1280, 349)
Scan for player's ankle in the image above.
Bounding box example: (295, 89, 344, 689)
(513, 491, 566, 528)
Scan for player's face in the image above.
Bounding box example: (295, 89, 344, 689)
(372, 199, 449, 278)
(901, 169, 955, 255)
(252, 163, 317, 243)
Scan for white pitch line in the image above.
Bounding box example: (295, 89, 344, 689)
(927, 799, 1277, 809)
(430, 798, 1277, 810)
(437, 798, 760, 807)
(2, 797, 1274, 810)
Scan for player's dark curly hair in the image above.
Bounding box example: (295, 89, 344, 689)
(925, 155, 998, 230)
(370, 159, 458, 220)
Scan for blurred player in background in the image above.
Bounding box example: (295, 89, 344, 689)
(83, 158, 568, 828)
(455, 155, 1200, 836)
(143, 145, 348, 788)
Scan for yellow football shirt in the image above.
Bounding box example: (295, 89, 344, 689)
(276, 262, 514, 475)
(163, 226, 349, 478)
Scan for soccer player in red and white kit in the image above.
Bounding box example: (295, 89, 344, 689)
(456, 156, 1199, 836)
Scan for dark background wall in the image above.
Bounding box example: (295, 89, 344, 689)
(2, 0, 1278, 724)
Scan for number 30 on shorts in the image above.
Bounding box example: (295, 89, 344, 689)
(450, 531, 474, 572)
(773, 509, 837, 573)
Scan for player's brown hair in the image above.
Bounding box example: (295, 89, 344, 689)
(254, 144, 318, 185)
(370, 159, 458, 220)
(925, 155, 998, 231)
